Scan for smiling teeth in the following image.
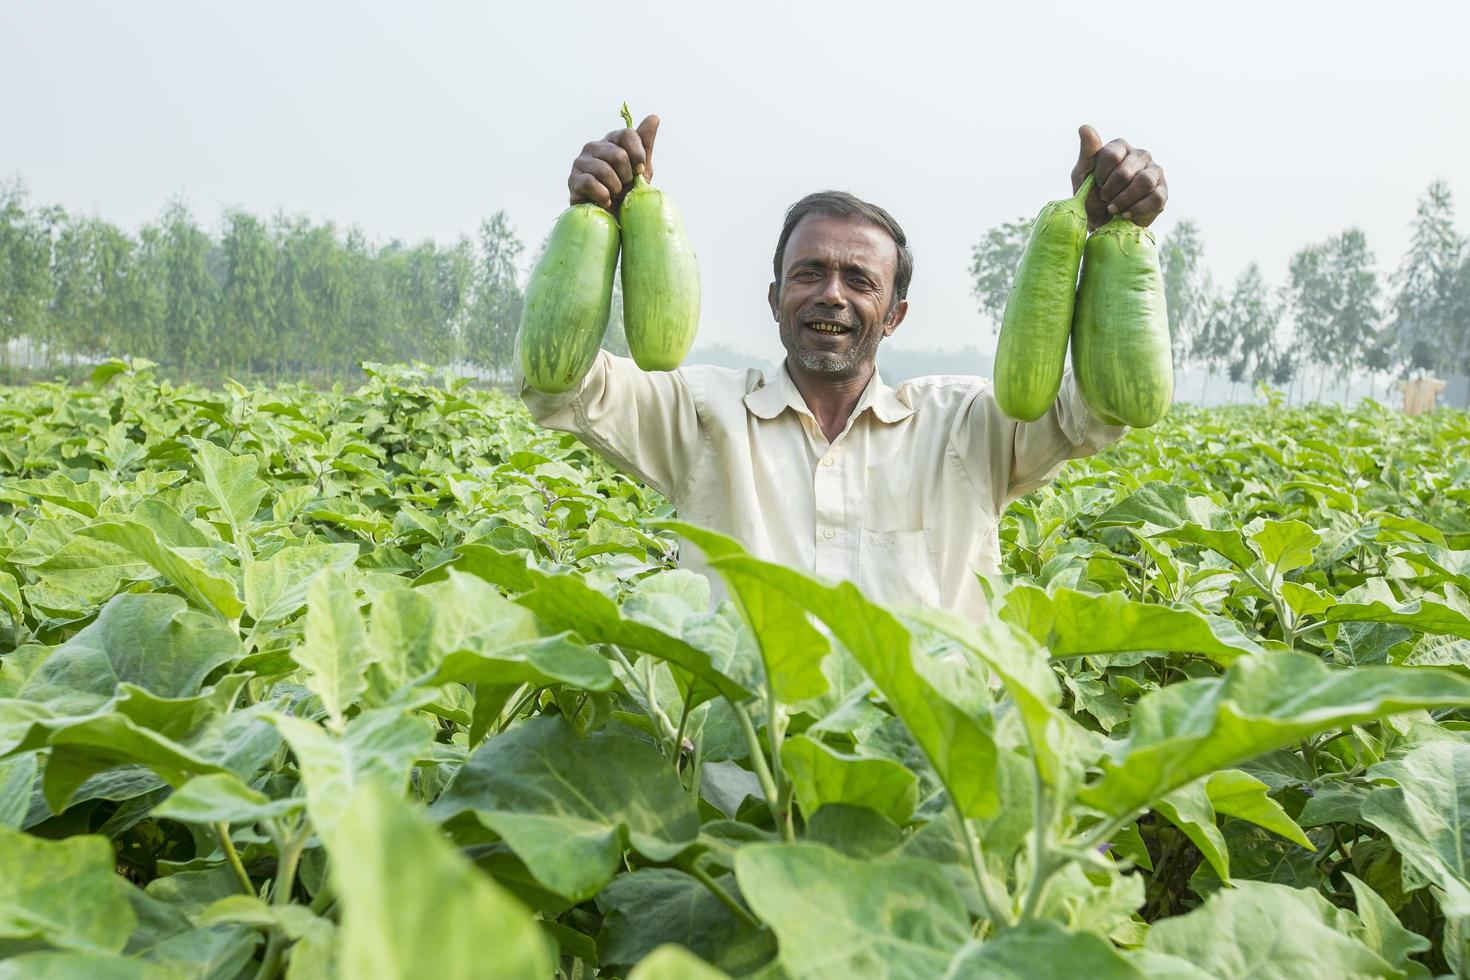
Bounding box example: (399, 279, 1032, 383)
(810, 324, 847, 334)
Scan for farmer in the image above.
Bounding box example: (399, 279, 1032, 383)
(520, 116, 1167, 620)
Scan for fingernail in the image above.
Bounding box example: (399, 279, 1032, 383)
(1106, 202, 1118, 215)
(1121, 210, 1132, 219)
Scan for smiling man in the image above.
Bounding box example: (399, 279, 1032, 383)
(520, 115, 1168, 620)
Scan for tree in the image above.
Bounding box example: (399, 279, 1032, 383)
(968, 216, 1031, 329)
(219, 211, 277, 376)
(159, 201, 217, 376)
(466, 211, 524, 378)
(0, 182, 57, 371)
(1218, 264, 1279, 402)
(1287, 228, 1381, 403)
(1158, 219, 1213, 368)
(1388, 180, 1465, 375)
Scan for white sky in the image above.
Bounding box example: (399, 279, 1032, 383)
(4, 0, 1468, 361)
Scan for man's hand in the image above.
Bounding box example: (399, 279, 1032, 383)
(568, 115, 661, 211)
(1070, 124, 1167, 229)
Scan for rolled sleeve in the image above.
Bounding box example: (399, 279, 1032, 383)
(517, 346, 703, 500)
(954, 372, 1128, 513)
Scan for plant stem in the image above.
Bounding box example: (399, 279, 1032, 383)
(673, 694, 693, 770)
(1017, 784, 1055, 923)
(683, 858, 760, 930)
(733, 702, 784, 836)
(948, 797, 1011, 928)
(496, 684, 537, 735)
(216, 822, 254, 896)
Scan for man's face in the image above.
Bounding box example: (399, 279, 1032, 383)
(769, 214, 908, 381)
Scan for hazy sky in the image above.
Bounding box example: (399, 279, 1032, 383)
(4, 1, 1468, 361)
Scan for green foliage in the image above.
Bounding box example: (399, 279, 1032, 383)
(0, 364, 1469, 976)
(0, 189, 526, 383)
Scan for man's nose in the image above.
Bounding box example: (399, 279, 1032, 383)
(818, 273, 846, 306)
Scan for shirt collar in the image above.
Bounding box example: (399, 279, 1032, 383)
(743, 360, 915, 425)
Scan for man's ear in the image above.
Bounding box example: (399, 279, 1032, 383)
(768, 282, 779, 320)
(883, 299, 909, 337)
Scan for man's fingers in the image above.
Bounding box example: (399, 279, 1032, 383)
(612, 129, 648, 179)
(569, 172, 612, 209)
(636, 115, 660, 179)
(1120, 180, 1168, 227)
(1099, 148, 1151, 206)
(578, 154, 626, 201)
(1092, 138, 1132, 191)
(586, 140, 635, 187)
(1108, 165, 1163, 216)
(1072, 123, 1103, 192)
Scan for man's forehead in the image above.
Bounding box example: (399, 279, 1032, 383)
(783, 214, 899, 270)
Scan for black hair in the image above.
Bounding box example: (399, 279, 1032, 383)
(772, 191, 913, 313)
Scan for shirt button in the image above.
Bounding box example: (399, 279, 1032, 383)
(821, 456, 834, 467)
(822, 529, 835, 540)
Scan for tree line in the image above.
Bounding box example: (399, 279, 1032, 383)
(0, 179, 637, 384)
(971, 180, 1470, 405)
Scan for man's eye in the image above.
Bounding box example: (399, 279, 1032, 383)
(848, 276, 873, 289)
(792, 270, 820, 281)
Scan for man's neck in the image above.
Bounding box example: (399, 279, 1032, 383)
(787, 362, 874, 443)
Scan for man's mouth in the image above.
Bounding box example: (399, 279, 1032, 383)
(805, 321, 851, 335)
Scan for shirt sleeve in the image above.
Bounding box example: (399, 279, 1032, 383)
(952, 371, 1128, 513)
(516, 346, 704, 500)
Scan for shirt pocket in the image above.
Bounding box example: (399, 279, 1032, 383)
(858, 527, 943, 609)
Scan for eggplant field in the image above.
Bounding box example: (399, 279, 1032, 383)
(4, 359, 1470, 979)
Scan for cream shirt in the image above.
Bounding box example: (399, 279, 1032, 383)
(520, 350, 1126, 621)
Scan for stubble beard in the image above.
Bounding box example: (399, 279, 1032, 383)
(780, 312, 880, 379)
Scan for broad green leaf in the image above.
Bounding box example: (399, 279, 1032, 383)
(1396, 546, 1470, 592)
(365, 573, 543, 702)
(942, 921, 1145, 979)
(1082, 651, 1470, 816)
(804, 803, 905, 858)
(1088, 482, 1256, 569)
(331, 783, 552, 980)
(1000, 584, 1264, 663)
(19, 593, 239, 715)
(659, 527, 1001, 820)
(1343, 873, 1431, 977)
(1360, 739, 1470, 916)
(595, 869, 745, 968)
(1205, 769, 1312, 849)
(1154, 781, 1231, 880)
(423, 633, 614, 693)
(267, 708, 433, 840)
(82, 519, 244, 620)
(1143, 880, 1396, 979)
(628, 945, 731, 980)
(190, 438, 269, 542)
(1328, 583, 1470, 640)
(673, 524, 830, 703)
(1, 709, 231, 814)
(291, 569, 371, 731)
(0, 825, 135, 953)
(21, 535, 154, 616)
(432, 716, 699, 901)
(0, 953, 179, 979)
(151, 772, 302, 824)
(426, 545, 750, 702)
(0, 755, 36, 828)
(734, 841, 970, 978)
(1251, 519, 1320, 576)
(781, 734, 918, 826)
(903, 606, 1085, 794)
(243, 542, 360, 628)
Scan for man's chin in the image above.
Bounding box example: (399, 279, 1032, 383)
(790, 348, 859, 377)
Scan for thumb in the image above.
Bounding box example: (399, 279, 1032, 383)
(1072, 123, 1103, 191)
(636, 115, 660, 179)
